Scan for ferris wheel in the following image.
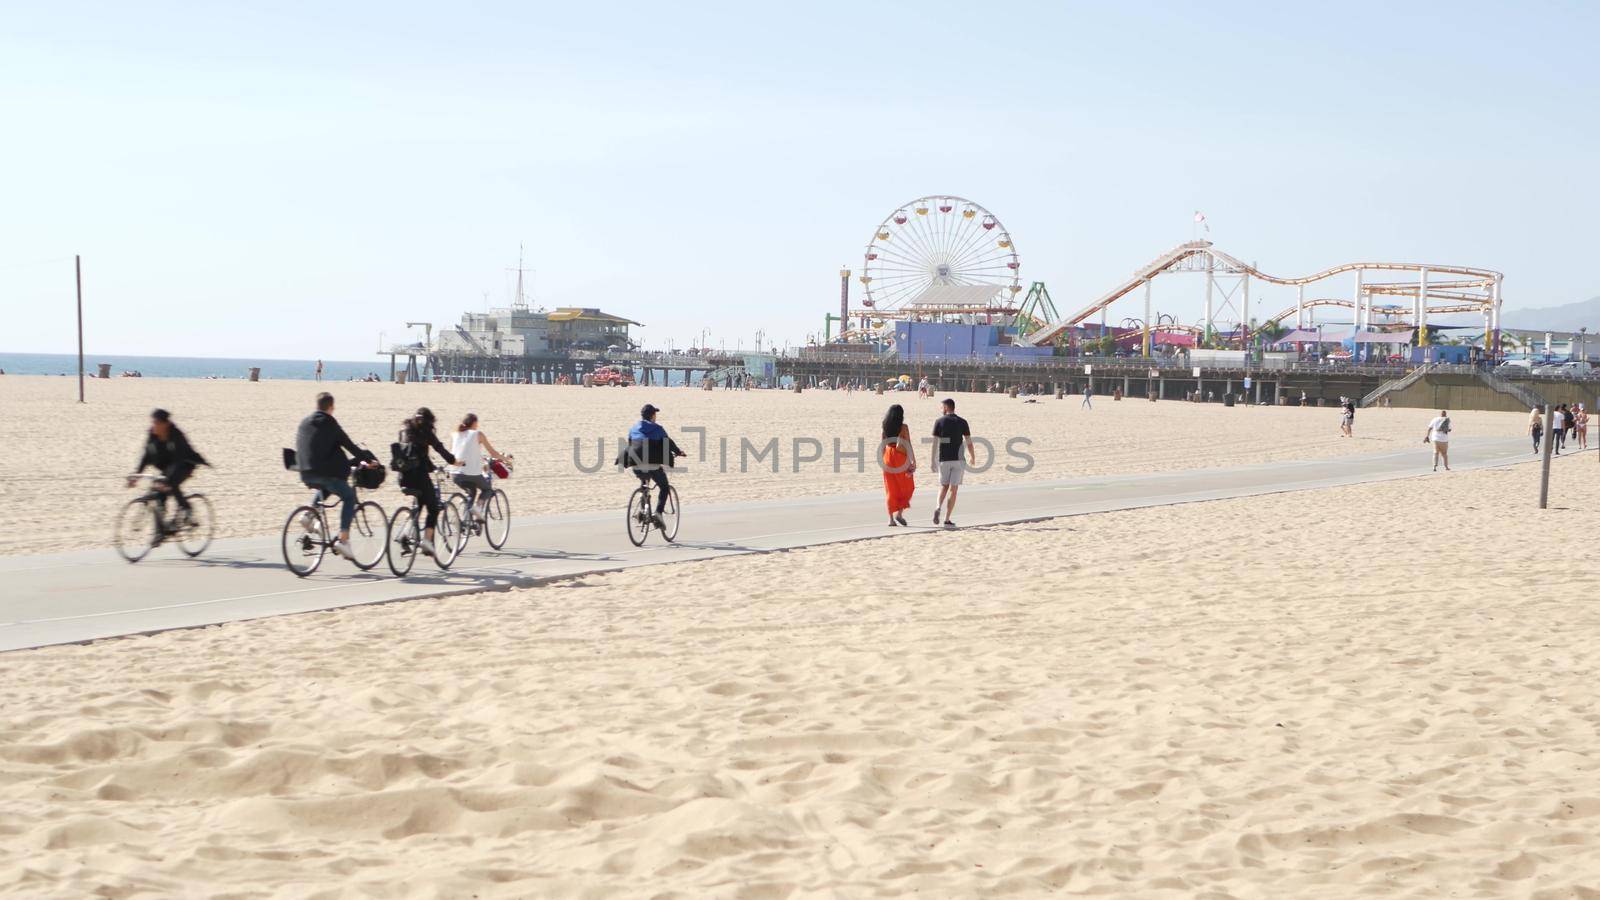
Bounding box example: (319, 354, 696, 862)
(860, 195, 1021, 311)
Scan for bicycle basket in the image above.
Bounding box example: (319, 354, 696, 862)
(353, 465, 387, 490)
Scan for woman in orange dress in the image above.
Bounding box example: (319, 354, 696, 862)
(880, 403, 916, 526)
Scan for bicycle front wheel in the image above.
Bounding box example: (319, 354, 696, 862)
(626, 486, 651, 547)
(347, 500, 389, 571)
(386, 507, 418, 577)
(444, 493, 471, 548)
(176, 494, 215, 557)
(485, 489, 511, 549)
(433, 502, 464, 569)
(660, 487, 680, 542)
(281, 505, 326, 577)
(114, 499, 159, 563)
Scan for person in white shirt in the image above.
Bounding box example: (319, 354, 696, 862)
(1424, 409, 1452, 472)
(450, 413, 510, 522)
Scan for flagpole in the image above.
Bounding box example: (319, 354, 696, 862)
(76, 255, 85, 404)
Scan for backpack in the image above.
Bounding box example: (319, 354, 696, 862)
(390, 429, 424, 473)
(1438, 417, 1451, 435)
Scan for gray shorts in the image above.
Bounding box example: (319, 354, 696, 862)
(452, 472, 492, 501)
(938, 459, 966, 486)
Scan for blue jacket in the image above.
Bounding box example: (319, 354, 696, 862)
(618, 419, 682, 468)
(628, 419, 667, 442)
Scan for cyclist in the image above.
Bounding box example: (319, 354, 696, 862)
(450, 412, 509, 525)
(622, 403, 685, 528)
(394, 407, 457, 557)
(128, 408, 207, 523)
(294, 392, 379, 560)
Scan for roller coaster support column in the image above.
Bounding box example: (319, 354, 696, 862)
(1296, 285, 1305, 329)
(1492, 275, 1503, 362)
(1142, 280, 1152, 358)
(1241, 271, 1251, 350)
(1418, 267, 1429, 349)
(1353, 269, 1365, 361)
(1204, 254, 1215, 344)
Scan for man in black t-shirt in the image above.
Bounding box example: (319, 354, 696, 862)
(931, 398, 974, 528)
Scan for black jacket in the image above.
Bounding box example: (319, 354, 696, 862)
(295, 410, 369, 479)
(398, 425, 457, 486)
(136, 425, 207, 476)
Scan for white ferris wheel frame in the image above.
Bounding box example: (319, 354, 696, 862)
(860, 195, 1021, 311)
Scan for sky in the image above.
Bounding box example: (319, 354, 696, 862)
(3, 0, 1598, 359)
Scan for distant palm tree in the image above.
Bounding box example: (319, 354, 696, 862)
(1255, 319, 1289, 347)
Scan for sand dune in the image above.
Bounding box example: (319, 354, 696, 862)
(3, 448, 1598, 896)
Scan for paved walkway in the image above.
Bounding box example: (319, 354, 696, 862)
(0, 437, 1544, 652)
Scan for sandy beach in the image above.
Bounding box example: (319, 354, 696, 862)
(4, 376, 1597, 896)
(0, 375, 1530, 557)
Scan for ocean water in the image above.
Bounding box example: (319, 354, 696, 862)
(0, 352, 385, 382)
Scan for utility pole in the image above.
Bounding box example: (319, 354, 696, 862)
(1539, 404, 1555, 508)
(75, 255, 85, 403)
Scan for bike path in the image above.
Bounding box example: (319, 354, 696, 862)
(0, 438, 1546, 652)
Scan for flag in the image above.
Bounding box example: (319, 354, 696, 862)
(1194, 210, 1210, 233)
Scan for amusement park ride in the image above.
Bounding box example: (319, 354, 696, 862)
(832, 195, 1506, 358)
(833, 196, 1047, 342)
(1022, 241, 1505, 356)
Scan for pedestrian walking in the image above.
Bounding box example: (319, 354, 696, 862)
(1340, 397, 1355, 437)
(1425, 409, 1452, 471)
(1082, 385, 1093, 409)
(1530, 405, 1544, 454)
(315, 359, 324, 382)
(931, 398, 974, 528)
(879, 403, 915, 527)
(1576, 403, 1589, 450)
(1554, 404, 1569, 455)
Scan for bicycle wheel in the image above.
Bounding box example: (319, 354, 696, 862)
(346, 500, 388, 570)
(176, 494, 215, 557)
(281, 505, 327, 577)
(433, 501, 464, 569)
(484, 489, 511, 549)
(386, 507, 418, 577)
(659, 487, 680, 542)
(444, 492, 471, 547)
(626, 486, 651, 547)
(114, 499, 159, 563)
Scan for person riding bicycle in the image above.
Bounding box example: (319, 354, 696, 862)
(128, 408, 207, 523)
(393, 407, 457, 557)
(449, 412, 509, 525)
(294, 392, 379, 559)
(621, 403, 685, 528)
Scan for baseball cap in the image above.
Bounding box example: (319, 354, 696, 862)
(641, 404, 660, 417)
(150, 408, 171, 421)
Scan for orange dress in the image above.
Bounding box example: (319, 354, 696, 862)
(881, 430, 915, 515)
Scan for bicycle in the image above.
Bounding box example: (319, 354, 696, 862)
(114, 474, 214, 562)
(386, 481, 465, 576)
(279, 469, 388, 577)
(625, 471, 680, 546)
(440, 460, 512, 551)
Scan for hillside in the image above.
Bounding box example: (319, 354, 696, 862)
(1498, 295, 1600, 332)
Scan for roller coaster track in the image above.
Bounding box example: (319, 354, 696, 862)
(1259, 298, 1485, 328)
(1023, 241, 1503, 346)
